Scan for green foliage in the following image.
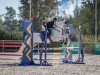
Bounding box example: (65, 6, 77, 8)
(19, 0, 58, 19)
(0, 16, 2, 29)
(71, 0, 95, 35)
(0, 29, 23, 40)
(82, 35, 94, 42)
(71, 34, 78, 41)
(83, 42, 94, 53)
(19, 0, 59, 32)
(97, 35, 100, 42)
(5, 7, 16, 21)
(3, 7, 18, 32)
(97, 0, 100, 34)
(68, 0, 100, 36)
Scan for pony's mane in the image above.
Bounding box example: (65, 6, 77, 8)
(56, 20, 65, 28)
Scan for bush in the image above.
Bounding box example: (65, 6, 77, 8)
(82, 35, 94, 42)
(70, 34, 78, 41)
(83, 43, 94, 54)
(0, 29, 23, 40)
(98, 35, 100, 42)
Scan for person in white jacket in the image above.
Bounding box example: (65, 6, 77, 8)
(41, 21, 48, 42)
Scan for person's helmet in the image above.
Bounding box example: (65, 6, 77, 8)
(53, 18, 57, 21)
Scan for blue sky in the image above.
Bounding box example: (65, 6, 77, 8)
(0, 0, 20, 15)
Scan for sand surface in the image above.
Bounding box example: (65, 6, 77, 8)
(0, 54, 100, 75)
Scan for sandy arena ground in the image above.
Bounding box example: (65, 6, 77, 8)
(0, 54, 100, 75)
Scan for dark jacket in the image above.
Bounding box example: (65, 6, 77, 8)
(47, 21, 54, 29)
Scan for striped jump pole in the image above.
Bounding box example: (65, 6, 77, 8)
(50, 62, 64, 64)
(63, 25, 85, 64)
(33, 47, 79, 51)
(19, 20, 36, 66)
(33, 58, 64, 60)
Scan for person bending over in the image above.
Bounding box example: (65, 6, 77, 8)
(41, 21, 48, 42)
(47, 18, 57, 37)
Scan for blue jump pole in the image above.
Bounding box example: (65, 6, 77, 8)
(42, 25, 52, 66)
(33, 47, 79, 51)
(19, 20, 35, 66)
(63, 24, 85, 64)
(63, 24, 73, 63)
